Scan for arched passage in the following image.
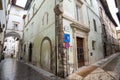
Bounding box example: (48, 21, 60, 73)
(3, 32, 21, 58)
(5, 32, 21, 39)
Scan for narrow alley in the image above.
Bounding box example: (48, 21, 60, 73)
(0, 0, 120, 80)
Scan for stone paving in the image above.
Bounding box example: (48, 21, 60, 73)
(84, 68, 115, 80)
(67, 53, 120, 80)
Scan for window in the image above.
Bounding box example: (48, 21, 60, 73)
(8, 0, 10, 4)
(31, 22, 34, 26)
(42, 12, 49, 26)
(13, 23, 18, 30)
(28, 14, 30, 22)
(102, 25, 107, 38)
(0, 22, 2, 32)
(90, 0, 93, 6)
(76, 0, 83, 23)
(33, 4, 35, 15)
(92, 40, 96, 50)
(99, 7, 103, 16)
(12, 21, 19, 30)
(14, 23, 18, 27)
(0, 22, 1, 27)
(93, 19, 97, 31)
(24, 44, 26, 52)
(2, 24, 5, 28)
(31, 22, 34, 35)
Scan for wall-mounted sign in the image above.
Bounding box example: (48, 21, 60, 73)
(64, 33, 70, 42)
(64, 43, 70, 48)
(64, 26, 70, 32)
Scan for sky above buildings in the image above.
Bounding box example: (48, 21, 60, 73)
(16, 0, 27, 8)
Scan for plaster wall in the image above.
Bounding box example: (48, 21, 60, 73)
(6, 5, 26, 39)
(23, 0, 56, 73)
(62, 0, 103, 73)
(87, 8, 103, 64)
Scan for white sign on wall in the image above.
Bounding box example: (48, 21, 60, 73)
(64, 26, 70, 32)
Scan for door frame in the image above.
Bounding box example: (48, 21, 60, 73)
(73, 28, 89, 69)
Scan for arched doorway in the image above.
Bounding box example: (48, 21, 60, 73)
(5, 32, 21, 39)
(28, 43, 32, 62)
(40, 37, 53, 72)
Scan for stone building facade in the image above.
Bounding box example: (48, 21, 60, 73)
(0, 0, 118, 78)
(86, 0, 103, 64)
(22, 0, 108, 78)
(0, 0, 9, 60)
(117, 30, 120, 50)
(23, 0, 57, 75)
(98, 0, 118, 57)
(2, 0, 26, 58)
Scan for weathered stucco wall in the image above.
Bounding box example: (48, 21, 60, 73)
(87, 7, 103, 64)
(6, 5, 25, 39)
(62, 0, 104, 74)
(23, 0, 116, 77)
(23, 0, 56, 73)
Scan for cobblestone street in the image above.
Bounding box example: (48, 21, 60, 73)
(102, 54, 120, 80)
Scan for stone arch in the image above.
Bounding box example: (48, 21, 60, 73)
(40, 37, 53, 72)
(28, 42, 33, 62)
(4, 32, 21, 58)
(5, 32, 21, 39)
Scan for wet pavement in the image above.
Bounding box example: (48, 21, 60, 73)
(1, 53, 120, 80)
(0, 58, 49, 80)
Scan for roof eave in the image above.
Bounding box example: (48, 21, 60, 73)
(100, 0, 118, 27)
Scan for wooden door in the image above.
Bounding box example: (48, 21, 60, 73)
(76, 37, 85, 68)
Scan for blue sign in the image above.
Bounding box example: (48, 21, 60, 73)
(64, 34, 70, 42)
